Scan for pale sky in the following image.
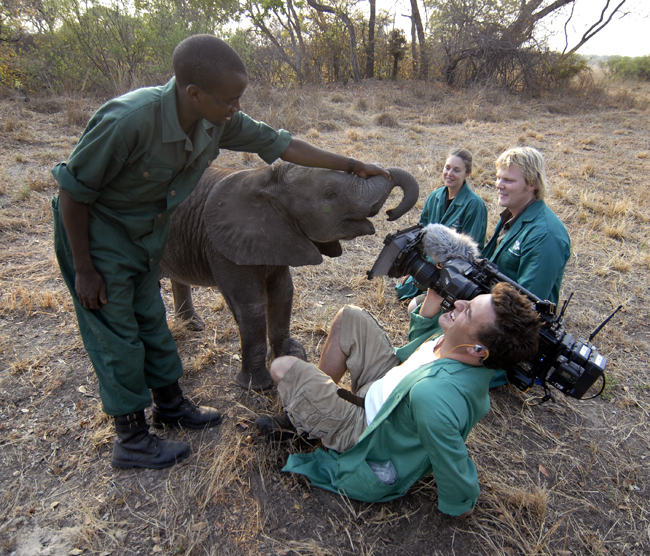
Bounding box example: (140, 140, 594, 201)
(373, 0, 649, 58)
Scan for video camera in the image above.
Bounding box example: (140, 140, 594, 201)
(368, 224, 620, 402)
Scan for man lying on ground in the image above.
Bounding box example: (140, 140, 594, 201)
(256, 283, 540, 517)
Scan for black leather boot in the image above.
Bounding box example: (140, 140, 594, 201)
(111, 411, 190, 469)
(151, 381, 222, 429)
(255, 412, 298, 442)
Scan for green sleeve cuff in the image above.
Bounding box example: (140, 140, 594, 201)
(438, 497, 476, 517)
(256, 129, 292, 164)
(51, 163, 97, 205)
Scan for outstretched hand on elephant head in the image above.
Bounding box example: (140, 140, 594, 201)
(279, 138, 391, 180)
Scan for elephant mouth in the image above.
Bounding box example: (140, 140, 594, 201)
(309, 217, 375, 245)
(333, 217, 376, 240)
(312, 240, 343, 257)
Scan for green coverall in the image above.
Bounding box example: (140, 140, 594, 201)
(283, 307, 494, 517)
(52, 77, 292, 415)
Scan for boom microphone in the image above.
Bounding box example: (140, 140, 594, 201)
(422, 224, 480, 263)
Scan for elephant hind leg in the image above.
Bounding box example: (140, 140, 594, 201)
(171, 281, 205, 331)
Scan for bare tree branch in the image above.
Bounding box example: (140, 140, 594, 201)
(562, 0, 629, 57)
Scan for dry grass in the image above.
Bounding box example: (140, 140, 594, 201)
(0, 80, 649, 556)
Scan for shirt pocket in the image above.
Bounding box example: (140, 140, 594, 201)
(339, 460, 402, 500)
(119, 161, 175, 204)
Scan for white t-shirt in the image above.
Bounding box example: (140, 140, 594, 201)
(364, 335, 444, 426)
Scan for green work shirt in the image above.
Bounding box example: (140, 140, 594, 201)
(420, 182, 488, 249)
(51, 77, 292, 264)
(283, 309, 495, 516)
(482, 200, 570, 305)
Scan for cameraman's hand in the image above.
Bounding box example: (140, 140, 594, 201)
(419, 289, 444, 318)
(399, 275, 411, 286)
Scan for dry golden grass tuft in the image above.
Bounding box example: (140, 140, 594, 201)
(345, 129, 363, 142)
(506, 487, 548, 519)
(580, 163, 597, 178)
(374, 112, 399, 127)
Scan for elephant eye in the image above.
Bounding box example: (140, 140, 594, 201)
(323, 188, 338, 200)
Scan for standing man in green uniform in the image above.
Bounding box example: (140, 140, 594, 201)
(481, 147, 570, 387)
(52, 34, 390, 470)
(256, 283, 540, 516)
(397, 148, 487, 301)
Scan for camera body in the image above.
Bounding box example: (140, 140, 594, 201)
(368, 225, 607, 400)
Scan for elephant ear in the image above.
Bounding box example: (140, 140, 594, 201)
(203, 166, 324, 266)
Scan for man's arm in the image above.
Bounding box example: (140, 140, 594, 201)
(419, 289, 444, 318)
(459, 200, 488, 251)
(280, 138, 390, 179)
(395, 290, 444, 360)
(410, 383, 480, 517)
(515, 232, 570, 302)
(58, 189, 107, 310)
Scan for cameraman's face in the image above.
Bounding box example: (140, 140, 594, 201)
(440, 294, 496, 346)
(496, 164, 535, 217)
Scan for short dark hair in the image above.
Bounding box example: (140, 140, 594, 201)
(476, 282, 540, 370)
(448, 148, 473, 174)
(172, 34, 247, 91)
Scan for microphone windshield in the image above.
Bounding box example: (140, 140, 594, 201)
(422, 224, 480, 263)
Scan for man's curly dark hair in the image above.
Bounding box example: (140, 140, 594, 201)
(475, 282, 541, 370)
(172, 34, 247, 91)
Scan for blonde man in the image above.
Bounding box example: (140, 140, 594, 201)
(482, 147, 570, 386)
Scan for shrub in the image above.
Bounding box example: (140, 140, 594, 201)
(604, 56, 650, 82)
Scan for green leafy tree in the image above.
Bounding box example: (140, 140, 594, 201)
(305, 0, 361, 82)
(7, 0, 239, 94)
(1, 0, 58, 88)
(605, 55, 650, 81)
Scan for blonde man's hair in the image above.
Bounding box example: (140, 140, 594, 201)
(495, 147, 548, 200)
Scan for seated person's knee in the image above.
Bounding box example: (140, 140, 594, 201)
(270, 356, 300, 385)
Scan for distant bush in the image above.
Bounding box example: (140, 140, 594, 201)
(604, 56, 650, 82)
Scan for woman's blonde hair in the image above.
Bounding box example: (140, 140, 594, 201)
(495, 147, 548, 200)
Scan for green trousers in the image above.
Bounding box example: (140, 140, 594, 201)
(52, 197, 182, 415)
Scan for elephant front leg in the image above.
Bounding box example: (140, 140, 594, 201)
(266, 267, 293, 358)
(171, 281, 205, 331)
(216, 271, 274, 391)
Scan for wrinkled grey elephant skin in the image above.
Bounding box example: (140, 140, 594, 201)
(160, 162, 419, 390)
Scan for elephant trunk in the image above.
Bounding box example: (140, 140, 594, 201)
(353, 167, 420, 221)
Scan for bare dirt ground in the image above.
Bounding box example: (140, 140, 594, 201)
(1, 78, 649, 556)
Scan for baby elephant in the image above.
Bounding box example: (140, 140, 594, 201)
(161, 162, 419, 390)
